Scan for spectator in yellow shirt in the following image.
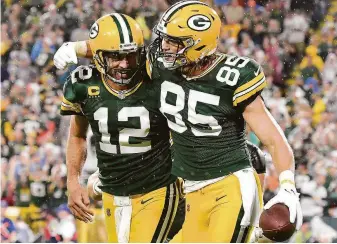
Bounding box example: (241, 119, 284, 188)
(300, 46, 325, 71)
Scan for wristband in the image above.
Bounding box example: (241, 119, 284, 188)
(92, 179, 102, 195)
(279, 170, 295, 186)
(74, 41, 88, 57)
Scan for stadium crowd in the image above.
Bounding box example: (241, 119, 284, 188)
(1, 0, 336, 242)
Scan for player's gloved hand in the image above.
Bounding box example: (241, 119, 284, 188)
(264, 170, 303, 230)
(53, 42, 78, 69)
(87, 169, 102, 201)
(250, 227, 263, 243)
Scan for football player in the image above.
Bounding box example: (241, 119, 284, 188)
(146, 1, 302, 242)
(60, 14, 180, 243)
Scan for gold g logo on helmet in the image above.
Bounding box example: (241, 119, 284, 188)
(154, 0, 221, 69)
(89, 22, 99, 39)
(187, 15, 211, 31)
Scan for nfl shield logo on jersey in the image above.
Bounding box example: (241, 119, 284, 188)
(106, 208, 111, 217)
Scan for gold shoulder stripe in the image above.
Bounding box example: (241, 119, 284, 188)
(146, 60, 152, 79)
(233, 76, 266, 101)
(233, 79, 266, 106)
(61, 104, 81, 113)
(61, 97, 82, 113)
(62, 97, 75, 106)
(234, 72, 264, 95)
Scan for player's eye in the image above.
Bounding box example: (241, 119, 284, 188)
(105, 52, 137, 62)
(105, 52, 120, 61)
(163, 35, 183, 47)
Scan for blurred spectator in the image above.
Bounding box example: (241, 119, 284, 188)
(56, 204, 76, 242)
(239, 33, 255, 56)
(15, 218, 35, 243)
(1, 201, 17, 242)
(223, 0, 245, 24)
(301, 174, 328, 218)
(300, 46, 325, 72)
(301, 55, 322, 82)
(265, 87, 291, 126)
(48, 176, 67, 210)
(15, 172, 31, 207)
(295, 163, 312, 192)
(251, 22, 266, 47)
(40, 4, 65, 28)
(43, 209, 59, 243)
(310, 216, 337, 242)
(237, 18, 253, 45)
(280, 11, 309, 46)
(322, 52, 337, 83)
(70, 20, 89, 42)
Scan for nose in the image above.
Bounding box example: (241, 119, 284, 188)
(119, 58, 129, 69)
(161, 38, 170, 51)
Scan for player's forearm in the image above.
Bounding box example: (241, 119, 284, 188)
(256, 117, 295, 174)
(66, 135, 87, 184)
(265, 137, 294, 174)
(66, 115, 89, 184)
(243, 97, 295, 175)
(74, 40, 92, 58)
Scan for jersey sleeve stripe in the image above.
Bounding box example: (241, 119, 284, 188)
(60, 97, 82, 114)
(60, 104, 81, 113)
(234, 72, 264, 95)
(62, 97, 75, 106)
(146, 60, 152, 78)
(233, 75, 266, 101)
(233, 77, 266, 106)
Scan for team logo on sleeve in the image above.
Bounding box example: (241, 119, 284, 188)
(187, 15, 211, 31)
(89, 22, 99, 39)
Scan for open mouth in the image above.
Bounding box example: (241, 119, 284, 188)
(163, 56, 175, 62)
(161, 52, 177, 63)
(114, 72, 129, 80)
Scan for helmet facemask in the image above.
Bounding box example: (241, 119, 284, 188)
(94, 46, 146, 86)
(153, 27, 196, 70)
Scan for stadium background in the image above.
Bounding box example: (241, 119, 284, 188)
(1, 0, 337, 242)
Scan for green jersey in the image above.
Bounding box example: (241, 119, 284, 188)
(60, 65, 175, 196)
(29, 178, 49, 207)
(149, 52, 267, 181)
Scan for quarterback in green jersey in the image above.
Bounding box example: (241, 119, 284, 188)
(59, 14, 179, 243)
(145, 1, 302, 242)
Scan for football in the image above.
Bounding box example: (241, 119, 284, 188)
(259, 203, 296, 242)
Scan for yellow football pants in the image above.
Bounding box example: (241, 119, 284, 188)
(173, 170, 263, 243)
(102, 181, 179, 243)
